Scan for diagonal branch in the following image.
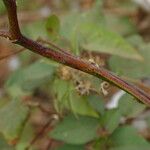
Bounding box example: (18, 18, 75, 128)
(1, 0, 150, 106)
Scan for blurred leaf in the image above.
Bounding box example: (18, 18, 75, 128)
(109, 126, 150, 150)
(0, 1, 5, 14)
(5, 70, 25, 97)
(110, 146, 150, 150)
(80, 23, 142, 60)
(87, 95, 105, 115)
(0, 98, 29, 141)
(50, 114, 99, 144)
(0, 134, 14, 150)
(22, 21, 47, 39)
(109, 43, 150, 79)
(60, 12, 142, 60)
(100, 109, 121, 134)
(21, 61, 55, 91)
(127, 34, 144, 47)
(69, 91, 98, 117)
(118, 94, 146, 118)
(105, 14, 137, 35)
(53, 78, 98, 117)
(6, 60, 55, 97)
(16, 122, 34, 150)
(52, 79, 73, 112)
(60, 9, 105, 55)
(56, 144, 84, 150)
(46, 14, 60, 40)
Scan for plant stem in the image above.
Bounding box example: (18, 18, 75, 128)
(1, 0, 150, 106)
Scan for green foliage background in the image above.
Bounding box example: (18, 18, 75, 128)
(0, 0, 150, 149)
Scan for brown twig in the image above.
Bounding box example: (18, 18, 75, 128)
(3, 0, 21, 40)
(123, 76, 150, 95)
(1, 0, 150, 106)
(26, 118, 52, 150)
(37, 37, 71, 56)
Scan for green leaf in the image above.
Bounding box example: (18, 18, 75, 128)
(21, 61, 55, 91)
(100, 109, 121, 134)
(104, 14, 137, 35)
(0, 134, 14, 150)
(56, 144, 84, 150)
(145, 113, 150, 129)
(0, 98, 29, 141)
(46, 14, 60, 40)
(80, 23, 142, 60)
(52, 78, 98, 117)
(109, 126, 150, 150)
(0, 1, 5, 14)
(109, 42, 150, 79)
(110, 146, 150, 150)
(60, 12, 142, 60)
(69, 91, 98, 117)
(50, 114, 99, 144)
(52, 79, 73, 112)
(22, 21, 47, 39)
(87, 95, 105, 115)
(16, 122, 34, 150)
(60, 10, 105, 55)
(118, 94, 146, 118)
(6, 60, 55, 97)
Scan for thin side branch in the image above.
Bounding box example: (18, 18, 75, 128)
(1, 0, 150, 106)
(37, 37, 72, 56)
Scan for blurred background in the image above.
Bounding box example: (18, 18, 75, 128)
(0, 0, 150, 150)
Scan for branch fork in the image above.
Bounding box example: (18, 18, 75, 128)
(1, 0, 150, 106)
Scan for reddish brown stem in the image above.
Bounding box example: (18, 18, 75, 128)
(26, 118, 52, 150)
(3, 0, 21, 40)
(1, 0, 150, 106)
(37, 37, 72, 56)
